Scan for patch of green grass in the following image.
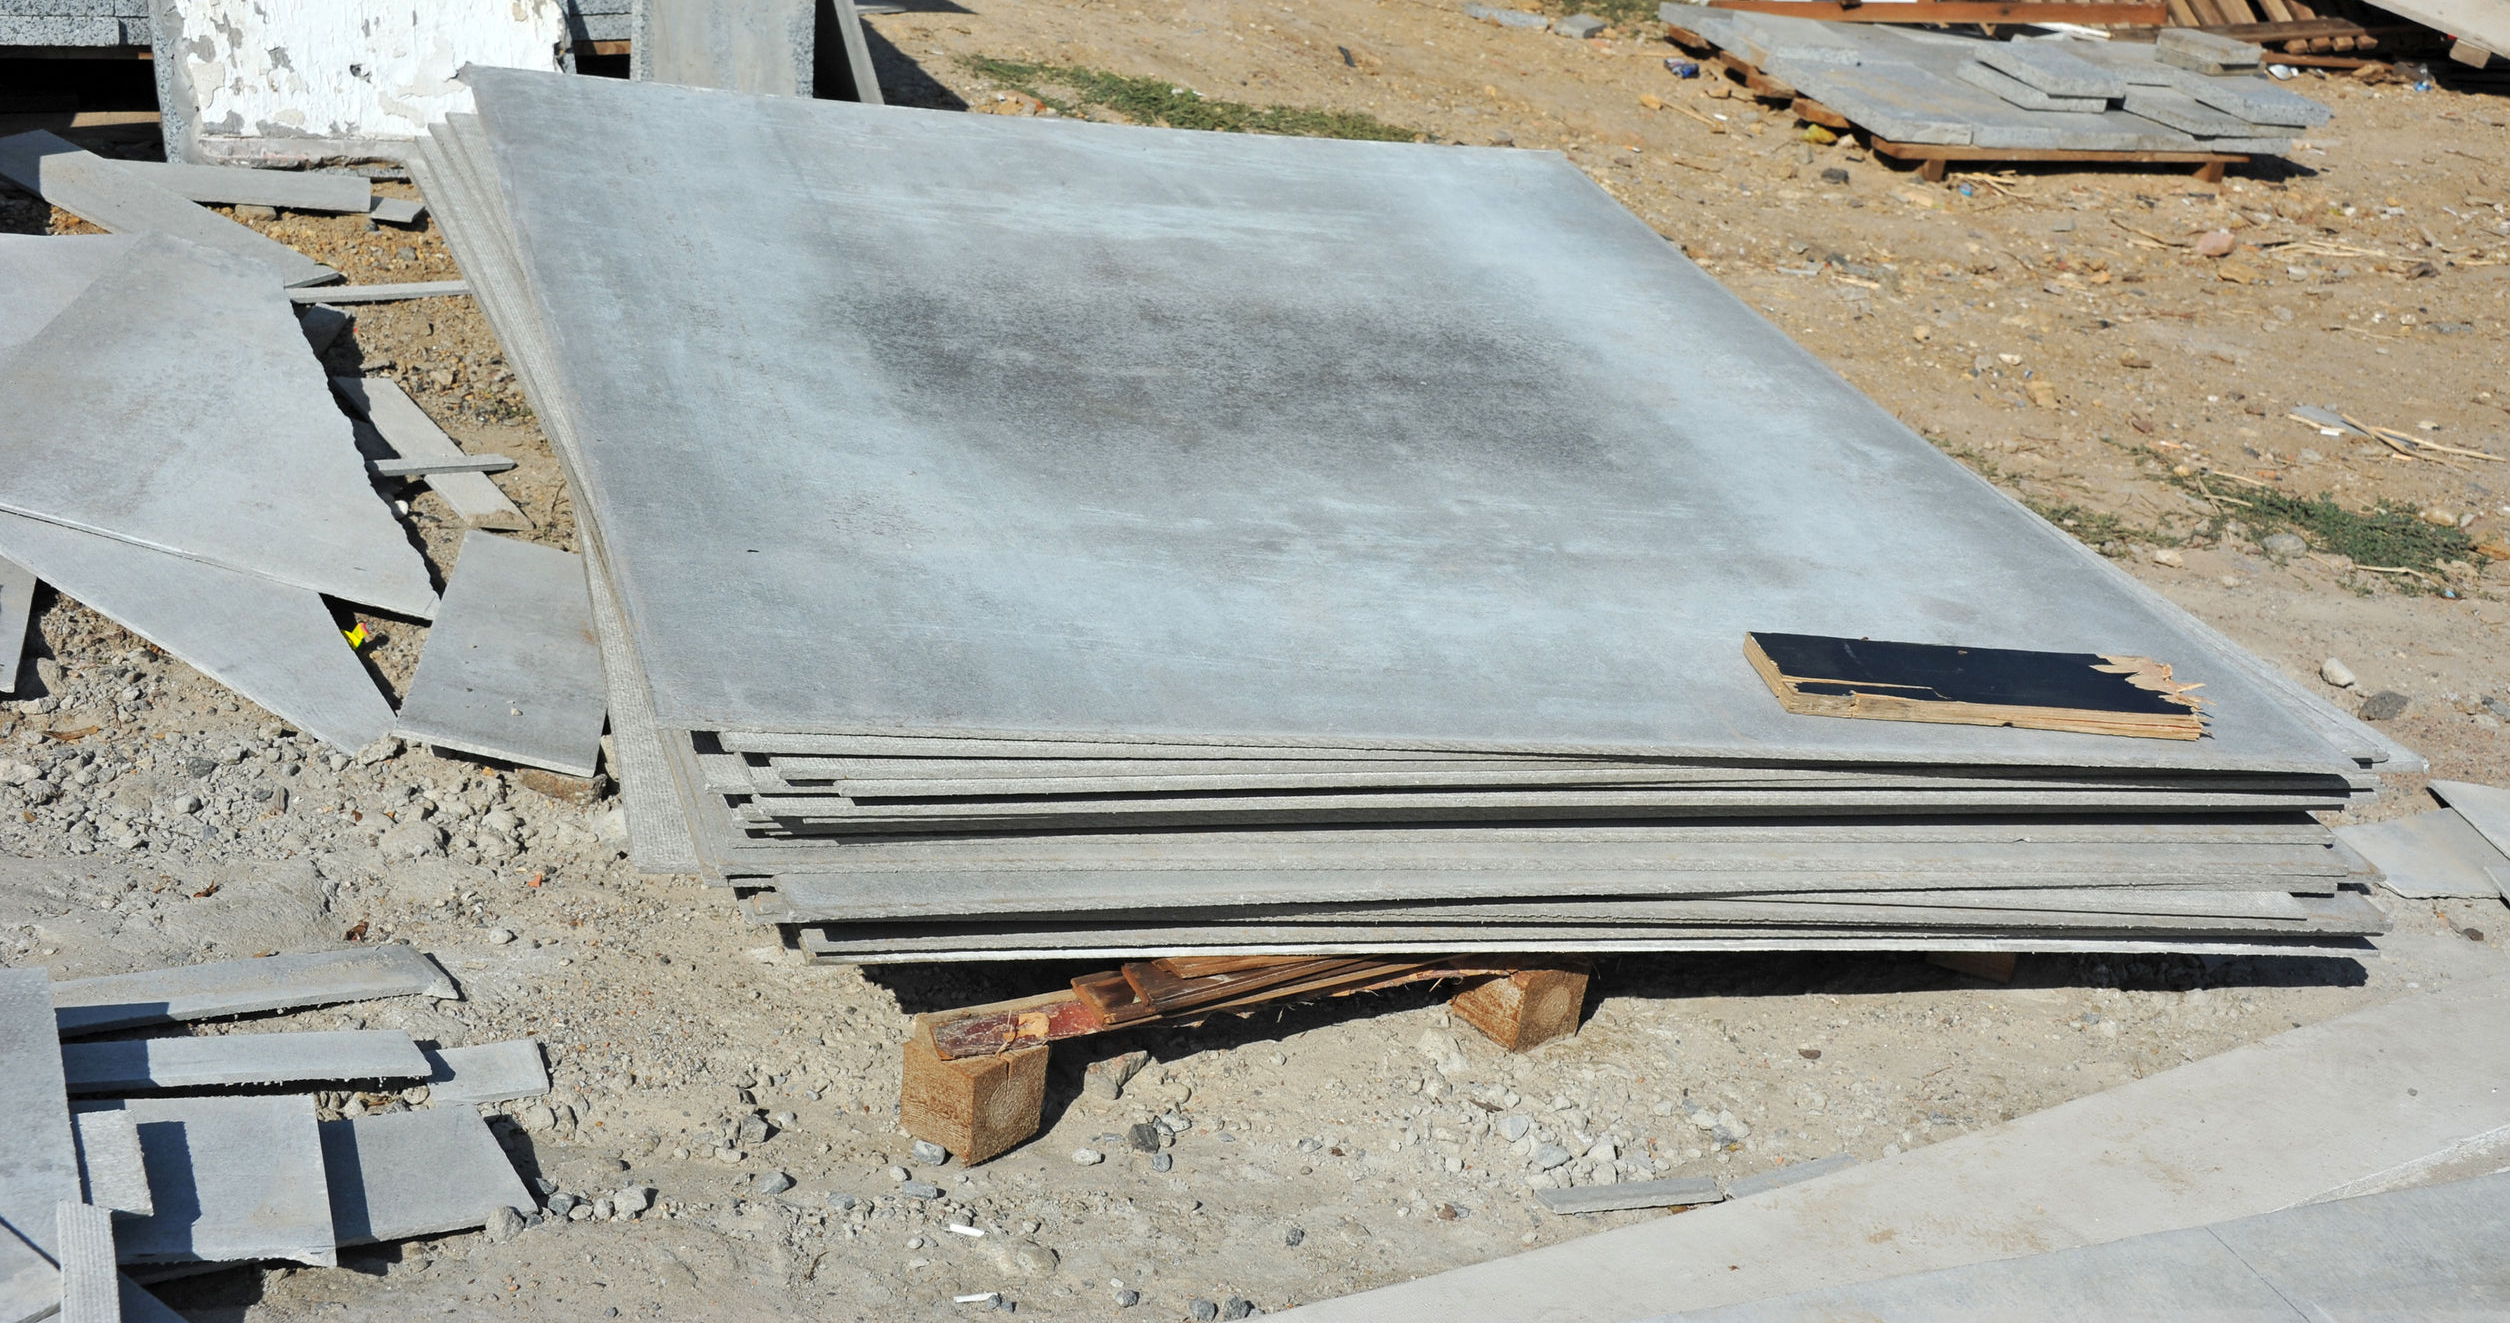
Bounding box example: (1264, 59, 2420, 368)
(2175, 480, 2474, 585)
(2022, 498, 2146, 552)
(963, 57, 1419, 141)
(1559, 0, 1660, 24)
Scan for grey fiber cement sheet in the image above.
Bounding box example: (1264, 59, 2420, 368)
(394, 531, 606, 778)
(801, 934, 2376, 964)
(329, 376, 531, 531)
(0, 233, 133, 361)
(318, 1109, 532, 1245)
(2431, 779, 2510, 867)
(55, 1201, 116, 1323)
(454, 69, 2360, 780)
(1277, 973, 2510, 1323)
(632, 0, 818, 96)
(72, 1110, 151, 1217)
(2336, 808, 2510, 900)
(52, 947, 458, 1037)
(0, 232, 438, 621)
(107, 1095, 336, 1268)
(1654, 1171, 2510, 1321)
(0, 513, 396, 753)
(0, 969, 78, 1323)
(60, 1030, 430, 1094)
(109, 158, 372, 213)
(0, 132, 339, 289)
(421, 1040, 550, 1106)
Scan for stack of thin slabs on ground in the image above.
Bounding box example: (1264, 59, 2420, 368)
(1, 951, 541, 1321)
(413, 67, 2398, 962)
(1662, 11, 2327, 157)
(0, 226, 433, 751)
(2337, 779, 2510, 902)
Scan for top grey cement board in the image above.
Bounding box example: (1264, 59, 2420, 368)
(52, 946, 457, 1037)
(0, 968, 77, 1323)
(395, 531, 607, 777)
(462, 70, 2351, 776)
(0, 553, 29, 695)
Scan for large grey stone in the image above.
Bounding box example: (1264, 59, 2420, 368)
(1955, 61, 2108, 114)
(1973, 40, 2127, 98)
(0, 132, 337, 288)
(109, 1094, 335, 1267)
(0, 232, 437, 620)
(394, 531, 607, 778)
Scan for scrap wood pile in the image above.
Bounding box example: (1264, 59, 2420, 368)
(1666, 9, 2330, 176)
(417, 67, 2396, 966)
(0, 947, 555, 1323)
(0, 131, 608, 783)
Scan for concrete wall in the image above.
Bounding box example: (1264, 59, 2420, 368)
(152, 0, 571, 164)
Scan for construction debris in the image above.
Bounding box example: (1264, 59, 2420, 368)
(51, 947, 457, 1036)
(285, 279, 470, 305)
(414, 67, 2396, 965)
(0, 132, 340, 288)
(631, 0, 885, 102)
(107, 159, 373, 214)
(0, 554, 29, 695)
(59, 1029, 432, 1094)
(394, 532, 607, 778)
(332, 375, 533, 531)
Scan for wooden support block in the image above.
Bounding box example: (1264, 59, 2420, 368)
(1928, 951, 2020, 983)
(900, 1019, 1048, 1165)
(1451, 965, 1589, 1052)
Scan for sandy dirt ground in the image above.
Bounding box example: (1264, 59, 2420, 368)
(4, 5, 2510, 1319)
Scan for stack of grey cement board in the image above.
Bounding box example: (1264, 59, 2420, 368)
(412, 67, 2402, 963)
(1664, 9, 2328, 156)
(0, 951, 544, 1323)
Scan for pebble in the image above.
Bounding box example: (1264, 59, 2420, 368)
(2262, 532, 2307, 559)
(1190, 1300, 1221, 1322)
(2359, 690, 2410, 722)
(887, 1165, 912, 1183)
(1150, 1153, 1174, 1173)
(753, 1171, 794, 1196)
(900, 1181, 945, 1199)
(1552, 12, 1605, 37)
(912, 1139, 950, 1165)
(1284, 1227, 1304, 1247)
(614, 1187, 651, 1216)
(2150, 548, 2184, 567)
(1115, 1288, 1141, 1307)
(2321, 658, 2358, 688)
(486, 928, 516, 945)
(482, 1206, 524, 1244)
(1127, 1123, 1164, 1154)
(1499, 1115, 1532, 1142)
(1221, 1299, 1255, 1320)
(1071, 1148, 1106, 1166)
(1532, 1143, 1572, 1171)
(545, 1193, 577, 1216)
(1083, 1049, 1152, 1101)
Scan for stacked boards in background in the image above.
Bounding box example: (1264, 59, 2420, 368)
(415, 68, 2402, 962)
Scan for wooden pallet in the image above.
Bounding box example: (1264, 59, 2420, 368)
(900, 955, 1591, 1164)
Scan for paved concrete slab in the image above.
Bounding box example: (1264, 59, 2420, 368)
(0, 132, 338, 288)
(0, 968, 78, 1323)
(52, 947, 457, 1038)
(61, 1030, 430, 1094)
(0, 232, 438, 620)
(422, 1039, 549, 1106)
(1281, 975, 2510, 1323)
(110, 159, 372, 213)
(72, 1110, 151, 1218)
(319, 1108, 532, 1244)
(1656, 1171, 2510, 1321)
(395, 531, 606, 778)
(1973, 40, 2127, 98)
(0, 513, 397, 752)
(55, 1201, 117, 1323)
(110, 1095, 335, 1267)
(284, 280, 467, 305)
(0, 554, 30, 695)
(2337, 808, 2510, 899)
(331, 376, 530, 532)
(1955, 61, 2106, 114)
(452, 67, 2354, 778)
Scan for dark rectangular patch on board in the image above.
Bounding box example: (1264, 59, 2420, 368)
(1745, 632, 2207, 740)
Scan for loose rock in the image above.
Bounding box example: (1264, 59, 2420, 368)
(2359, 691, 2410, 721)
(2321, 658, 2358, 688)
(1071, 1148, 1106, 1166)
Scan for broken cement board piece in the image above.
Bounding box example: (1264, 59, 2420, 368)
(1282, 973, 2510, 1323)
(61, 1030, 431, 1094)
(116, 1277, 185, 1323)
(0, 554, 29, 695)
(297, 303, 353, 357)
(285, 280, 469, 305)
(370, 197, 427, 226)
(369, 454, 516, 479)
(107, 159, 372, 213)
(0, 968, 79, 1323)
(2166, 70, 2330, 127)
(1722, 1153, 1855, 1200)
(2155, 27, 2265, 73)
(0, 513, 396, 753)
(1656, 1171, 2510, 1321)
(331, 376, 530, 531)
(108, 1094, 336, 1267)
(2334, 809, 2510, 900)
(1973, 41, 2127, 99)
(2429, 781, 2510, 875)
(1537, 1177, 1726, 1215)
(396, 531, 606, 778)
(2122, 86, 2267, 138)
(51, 947, 457, 1038)
(320, 1108, 533, 1244)
(1954, 62, 2108, 114)
(421, 1040, 550, 1106)
(55, 1202, 117, 1323)
(0, 132, 338, 288)
(72, 1110, 151, 1217)
(0, 233, 437, 619)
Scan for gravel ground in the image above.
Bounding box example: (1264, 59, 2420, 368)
(3, 8, 2509, 1319)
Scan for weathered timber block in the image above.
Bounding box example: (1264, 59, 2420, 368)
(900, 1019, 1049, 1164)
(1450, 964, 1588, 1052)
